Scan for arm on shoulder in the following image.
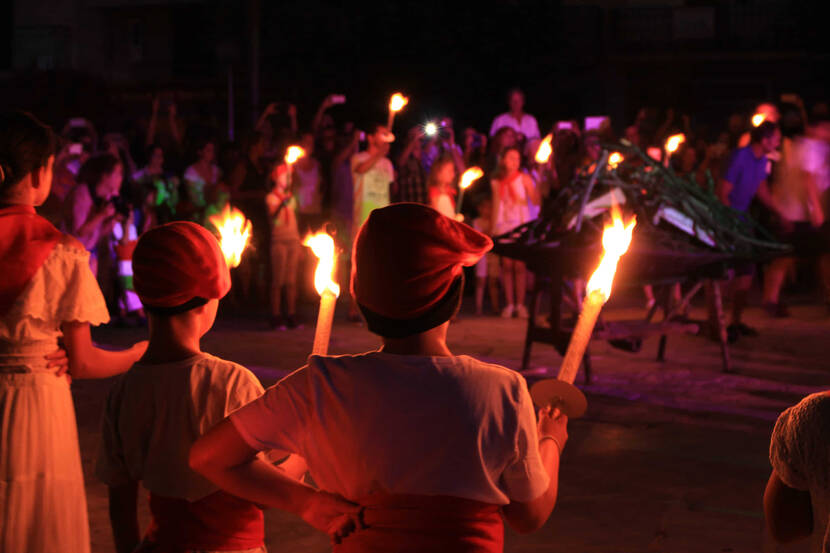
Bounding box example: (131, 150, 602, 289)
(62, 321, 146, 379)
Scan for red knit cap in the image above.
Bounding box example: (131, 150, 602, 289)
(351, 203, 492, 321)
(133, 222, 231, 310)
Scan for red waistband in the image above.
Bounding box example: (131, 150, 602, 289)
(146, 491, 264, 552)
(335, 493, 504, 553)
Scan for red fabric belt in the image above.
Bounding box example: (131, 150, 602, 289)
(336, 493, 504, 553)
(144, 491, 264, 552)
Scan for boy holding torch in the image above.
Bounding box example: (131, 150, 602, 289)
(190, 204, 569, 551)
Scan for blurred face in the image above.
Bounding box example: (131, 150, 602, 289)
(96, 163, 123, 200)
(509, 91, 524, 113)
(300, 133, 315, 154)
(199, 143, 215, 164)
(585, 137, 601, 161)
(501, 128, 517, 149)
(502, 149, 521, 173)
(436, 161, 455, 185)
(624, 125, 640, 146)
(321, 128, 337, 152)
(369, 125, 392, 154)
(761, 129, 781, 154)
(727, 114, 744, 133)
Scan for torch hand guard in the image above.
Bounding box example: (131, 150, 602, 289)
(530, 379, 588, 419)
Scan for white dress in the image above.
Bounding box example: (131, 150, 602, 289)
(0, 242, 109, 553)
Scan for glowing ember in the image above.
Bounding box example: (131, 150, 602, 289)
(389, 93, 409, 113)
(665, 133, 685, 154)
(586, 204, 636, 300)
(535, 134, 553, 164)
(303, 231, 340, 298)
(285, 145, 306, 165)
(607, 152, 624, 170)
(459, 166, 484, 191)
(751, 113, 766, 127)
(208, 204, 252, 269)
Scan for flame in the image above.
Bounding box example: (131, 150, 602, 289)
(607, 152, 624, 169)
(303, 231, 340, 298)
(665, 133, 685, 154)
(751, 113, 766, 127)
(208, 204, 252, 269)
(459, 166, 484, 190)
(389, 93, 409, 113)
(535, 134, 553, 163)
(285, 145, 306, 165)
(585, 204, 636, 301)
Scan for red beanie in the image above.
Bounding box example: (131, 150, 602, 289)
(133, 222, 231, 311)
(351, 203, 492, 327)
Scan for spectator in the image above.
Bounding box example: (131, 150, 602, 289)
(717, 121, 782, 340)
(489, 88, 541, 143)
(395, 126, 428, 204)
(491, 147, 539, 319)
(350, 123, 394, 236)
(146, 95, 184, 173)
(421, 118, 465, 176)
(266, 156, 302, 330)
(427, 154, 459, 220)
(293, 131, 324, 233)
(473, 196, 501, 316)
(133, 144, 179, 224)
(183, 137, 222, 216)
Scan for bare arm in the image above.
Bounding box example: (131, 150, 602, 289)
(334, 132, 360, 168)
(312, 96, 334, 135)
(717, 179, 733, 206)
(256, 103, 277, 132)
(353, 152, 383, 175)
(501, 407, 568, 533)
(764, 471, 813, 543)
(190, 419, 361, 538)
(108, 481, 140, 553)
(523, 174, 541, 206)
(168, 103, 183, 147)
(61, 321, 147, 379)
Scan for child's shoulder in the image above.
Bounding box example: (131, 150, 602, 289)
(192, 353, 260, 386)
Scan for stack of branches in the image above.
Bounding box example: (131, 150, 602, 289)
(493, 141, 789, 281)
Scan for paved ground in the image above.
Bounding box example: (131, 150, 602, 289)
(75, 293, 830, 552)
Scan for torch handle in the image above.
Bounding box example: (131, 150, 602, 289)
(557, 289, 605, 384)
(311, 290, 337, 356)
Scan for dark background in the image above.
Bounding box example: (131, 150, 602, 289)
(2, 0, 828, 139)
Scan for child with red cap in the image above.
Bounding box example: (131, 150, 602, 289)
(190, 203, 568, 552)
(96, 221, 309, 553)
(0, 111, 146, 553)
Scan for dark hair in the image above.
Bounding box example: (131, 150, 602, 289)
(0, 111, 56, 195)
(750, 121, 779, 144)
(77, 153, 121, 200)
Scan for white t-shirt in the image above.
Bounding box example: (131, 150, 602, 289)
(97, 353, 266, 501)
(351, 152, 394, 230)
(230, 351, 549, 505)
(770, 392, 830, 553)
(489, 113, 541, 141)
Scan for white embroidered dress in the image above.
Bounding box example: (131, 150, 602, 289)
(0, 242, 109, 553)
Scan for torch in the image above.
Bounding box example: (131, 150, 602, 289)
(535, 134, 553, 165)
(665, 133, 685, 158)
(457, 166, 484, 216)
(751, 113, 766, 127)
(607, 152, 624, 170)
(208, 204, 252, 268)
(304, 231, 340, 356)
(530, 205, 636, 418)
(388, 93, 409, 130)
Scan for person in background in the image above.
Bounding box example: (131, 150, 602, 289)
(426, 153, 460, 220)
(0, 111, 146, 553)
(395, 126, 428, 204)
(228, 132, 270, 307)
(463, 127, 488, 169)
(266, 155, 303, 331)
(190, 203, 569, 552)
(183, 137, 222, 222)
(473, 196, 501, 316)
(351, 123, 394, 237)
(133, 144, 179, 224)
(97, 222, 302, 553)
(65, 153, 124, 278)
(293, 131, 324, 234)
(492, 147, 539, 319)
(489, 88, 541, 145)
(717, 121, 782, 340)
(146, 95, 184, 173)
(421, 117, 465, 176)
(765, 391, 828, 552)
(486, 126, 518, 174)
(763, 116, 830, 316)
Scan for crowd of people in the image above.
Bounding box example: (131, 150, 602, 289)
(1, 85, 830, 553)
(27, 89, 830, 336)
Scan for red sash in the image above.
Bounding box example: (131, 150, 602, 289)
(0, 205, 62, 316)
(336, 494, 504, 553)
(143, 491, 264, 552)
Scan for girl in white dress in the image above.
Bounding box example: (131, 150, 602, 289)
(491, 147, 539, 319)
(0, 111, 147, 553)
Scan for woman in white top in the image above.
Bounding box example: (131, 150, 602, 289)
(183, 138, 222, 212)
(491, 147, 539, 319)
(0, 111, 146, 553)
(427, 153, 462, 221)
